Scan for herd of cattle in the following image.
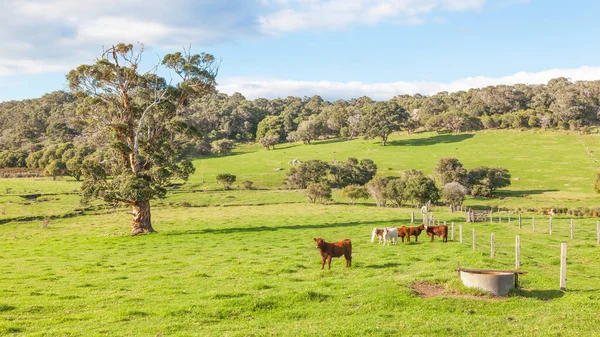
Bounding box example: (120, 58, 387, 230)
(313, 224, 448, 270)
(371, 223, 448, 245)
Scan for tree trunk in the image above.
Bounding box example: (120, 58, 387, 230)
(131, 200, 156, 235)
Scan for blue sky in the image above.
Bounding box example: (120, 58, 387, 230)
(1, 0, 600, 102)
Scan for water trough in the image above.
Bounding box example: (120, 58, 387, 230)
(457, 268, 526, 296)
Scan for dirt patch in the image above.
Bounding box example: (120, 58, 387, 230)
(410, 282, 504, 301)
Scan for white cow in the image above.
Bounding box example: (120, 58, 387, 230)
(371, 227, 384, 244)
(383, 227, 398, 245)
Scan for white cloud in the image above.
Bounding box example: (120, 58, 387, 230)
(0, 0, 260, 76)
(258, 0, 487, 33)
(217, 66, 600, 100)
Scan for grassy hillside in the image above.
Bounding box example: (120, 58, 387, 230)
(191, 130, 600, 209)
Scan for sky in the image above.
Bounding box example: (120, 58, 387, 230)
(1, 0, 600, 102)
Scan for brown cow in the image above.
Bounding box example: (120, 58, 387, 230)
(406, 224, 425, 242)
(426, 225, 448, 242)
(397, 226, 409, 242)
(314, 238, 352, 270)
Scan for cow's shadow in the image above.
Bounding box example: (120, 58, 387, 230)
(364, 262, 403, 269)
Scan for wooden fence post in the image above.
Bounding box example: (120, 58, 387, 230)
(473, 228, 477, 252)
(549, 217, 553, 235)
(560, 243, 567, 291)
(411, 211, 414, 223)
(570, 219, 574, 239)
(515, 235, 520, 270)
(508, 212, 511, 226)
(498, 211, 501, 224)
(532, 216, 535, 232)
(460, 224, 463, 243)
(489, 210, 492, 223)
(491, 233, 495, 258)
(451, 222, 454, 241)
(519, 214, 522, 228)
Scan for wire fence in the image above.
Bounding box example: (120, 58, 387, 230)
(430, 213, 600, 289)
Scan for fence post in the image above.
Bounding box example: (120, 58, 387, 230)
(515, 235, 520, 270)
(570, 219, 574, 239)
(549, 217, 553, 235)
(491, 233, 495, 258)
(560, 243, 567, 291)
(460, 224, 463, 243)
(411, 211, 414, 224)
(489, 210, 492, 223)
(508, 212, 511, 226)
(473, 228, 477, 252)
(519, 214, 522, 228)
(498, 211, 501, 224)
(451, 222, 454, 241)
(532, 216, 535, 232)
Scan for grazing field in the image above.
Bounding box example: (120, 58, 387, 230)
(1, 130, 600, 336)
(1, 205, 600, 336)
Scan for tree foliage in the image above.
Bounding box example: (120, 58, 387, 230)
(216, 173, 237, 190)
(67, 43, 217, 234)
(305, 183, 332, 204)
(340, 185, 369, 205)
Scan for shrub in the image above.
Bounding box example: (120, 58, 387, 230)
(305, 183, 332, 204)
(442, 182, 468, 206)
(366, 177, 388, 207)
(241, 180, 254, 190)
(471, 184, 492, 198)
(210, 139, 235, 155)
(216, 173, 237, 190)
(340, 185, 369, 205)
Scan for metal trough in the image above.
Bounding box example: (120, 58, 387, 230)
(458, 268, 525, 296)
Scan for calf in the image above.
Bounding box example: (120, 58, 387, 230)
(397, 226, 409, 242)
(371, 228, 385, 244)
(383, 227, 398, 245)
(425, 225, 448, 242)
(407, 224, 425, 242)
(314, 238, 352, 270)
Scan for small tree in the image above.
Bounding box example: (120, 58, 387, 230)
(258, 135, 279, 150)
(434, 157, 468, 187)
(305, 183, 332, 204)
(44, 160, 66, 180)
(442, 182, 468, 206)
(241, 180, 254, 190)
(216, 173, 236, 190)
(385, 178, 406, 207)
(285, 160, 330, 189)
(340, 185, 369, 205)
(366, 176, 388, 207)
(468, 167, 511, 197)
(210, 139, 234, 155)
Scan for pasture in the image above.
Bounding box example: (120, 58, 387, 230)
(1, 130, 600, 336)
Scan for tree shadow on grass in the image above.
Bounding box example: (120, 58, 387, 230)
(510, 289, 564, 300)
(165, 219, 402, 236)
(387, 133, 474, 147)
(496, 190, 559, 198)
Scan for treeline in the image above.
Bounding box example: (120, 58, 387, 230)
(1, 77, 599, 171)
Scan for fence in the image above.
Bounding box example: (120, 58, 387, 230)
(422, 212, 600, 291)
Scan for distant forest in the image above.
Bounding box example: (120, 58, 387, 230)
(1, 76, 599, 172)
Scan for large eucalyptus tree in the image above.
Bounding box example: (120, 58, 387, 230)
(67, 43, 218, 234)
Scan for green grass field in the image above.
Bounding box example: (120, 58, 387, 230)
(1, 130, 600, 336)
